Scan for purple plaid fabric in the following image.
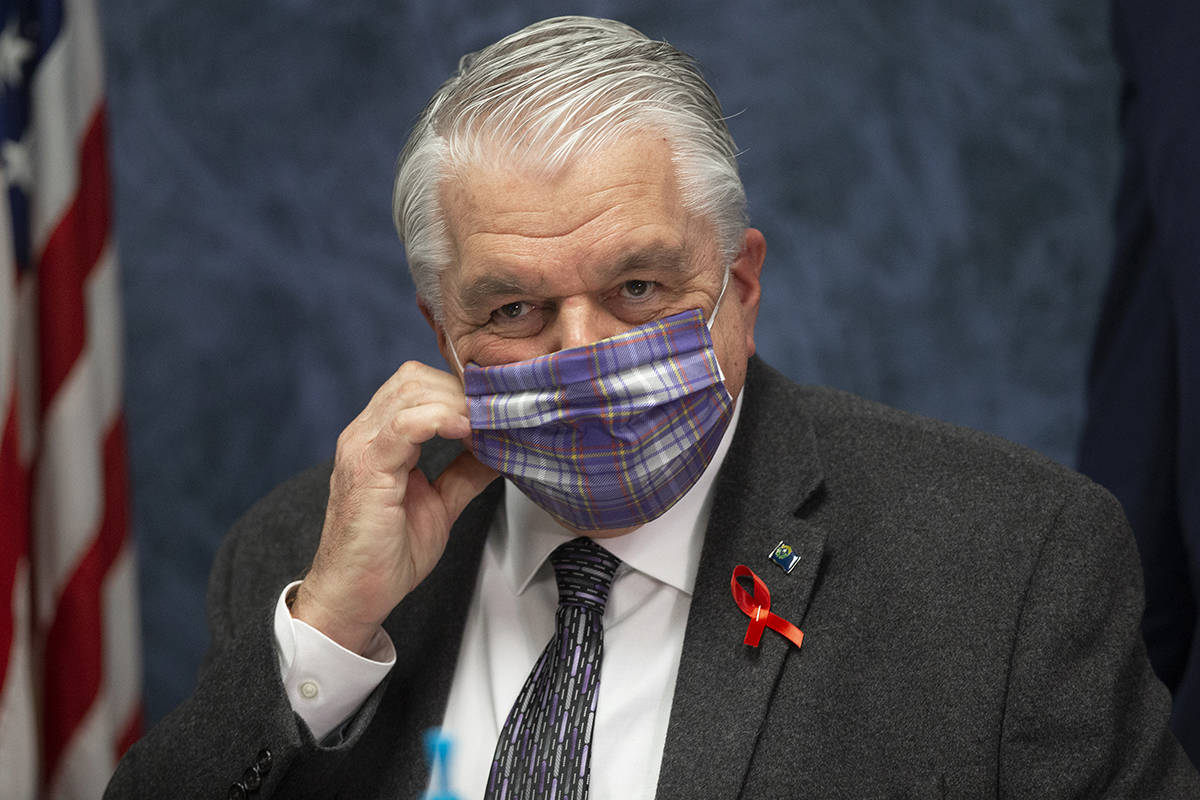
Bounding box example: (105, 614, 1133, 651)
(485, 537, 621, 800)
(464, 308, 733, 530)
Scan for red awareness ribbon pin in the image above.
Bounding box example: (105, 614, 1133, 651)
(730, 565, 804, 650)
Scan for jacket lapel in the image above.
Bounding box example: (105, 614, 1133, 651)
(656, 358, 827, 799)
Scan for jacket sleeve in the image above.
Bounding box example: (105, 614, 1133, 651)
(105, 464, 392, 800)
(998, 479, 1200, 797)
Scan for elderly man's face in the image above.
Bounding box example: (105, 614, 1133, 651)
(430, 131, 765, 402)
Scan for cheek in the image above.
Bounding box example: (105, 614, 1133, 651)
(711, 320, 749, 400)
(461, 335, 553, 368)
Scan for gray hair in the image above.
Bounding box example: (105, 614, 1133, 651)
(392, 16, 748, 319)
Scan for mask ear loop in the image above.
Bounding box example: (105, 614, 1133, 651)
(707, 265, 732, 331)
(445, 329, 466, 375)
(705, 264, 734, 388)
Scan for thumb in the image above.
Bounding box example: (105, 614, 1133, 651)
(435, 450, 501, 521)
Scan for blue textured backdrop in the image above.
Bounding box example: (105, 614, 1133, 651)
(98, 1, 1118, 722)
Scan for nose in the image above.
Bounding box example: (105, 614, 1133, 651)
(554, 296, 623, 351)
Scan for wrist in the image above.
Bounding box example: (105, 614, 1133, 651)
(289, 580, 380, 657)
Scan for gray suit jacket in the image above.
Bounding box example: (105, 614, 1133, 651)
(108, 358, 1200, 798)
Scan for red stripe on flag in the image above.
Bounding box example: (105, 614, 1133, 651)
(39, 417, 131, 783)
(115, 701, 143, 760)
(36, 106, 112, 414)
(0, 391, 31, 691)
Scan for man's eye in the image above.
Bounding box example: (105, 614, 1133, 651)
(493, 302, 530, 321)
(621, 280, 656, 299)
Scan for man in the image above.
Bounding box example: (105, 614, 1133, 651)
(109, 16, 1199, 799)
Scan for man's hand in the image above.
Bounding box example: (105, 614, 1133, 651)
(290, 361, 498, 655)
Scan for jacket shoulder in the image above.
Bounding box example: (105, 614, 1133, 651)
(744, 358, 1124, 546)
(797, 381, 1103, 503)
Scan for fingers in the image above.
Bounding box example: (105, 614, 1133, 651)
(367, 404, 470, 479)
(362, 360, 467, 426)
(400, 453, 498, 572)
(435, 451, 501, 521)
(340, 361, 472, 477)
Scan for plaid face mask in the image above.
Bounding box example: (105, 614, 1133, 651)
(462, 304, 734, 531)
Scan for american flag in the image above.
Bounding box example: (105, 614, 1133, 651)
(0, 0, 142, 797)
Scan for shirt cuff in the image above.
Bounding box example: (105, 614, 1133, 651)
(273, 580, 396, 741)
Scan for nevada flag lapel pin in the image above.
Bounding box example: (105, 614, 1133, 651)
(769, 541, 801, 574)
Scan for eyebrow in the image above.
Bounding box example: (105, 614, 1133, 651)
(458, 274, 534, 312)
(613, 244, 689, 278)
(455, 242, 691, 312)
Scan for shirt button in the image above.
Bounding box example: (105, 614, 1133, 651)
(299, 680, 319, 700)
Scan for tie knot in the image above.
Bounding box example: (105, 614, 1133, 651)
(549, 537, 621, 614)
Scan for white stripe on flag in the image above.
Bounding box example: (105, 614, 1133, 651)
(83, 243, 123, 427)
(102, 542, 142, 737)
(28, 0, 105, 252)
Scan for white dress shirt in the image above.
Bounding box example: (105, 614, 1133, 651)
(274, 398, 743, 798)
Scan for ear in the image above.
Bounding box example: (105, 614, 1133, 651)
(418, 296, 442, 340)
(730, 228, 766, 356)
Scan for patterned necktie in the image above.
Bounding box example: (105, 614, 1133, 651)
(485, 537, 621, 800)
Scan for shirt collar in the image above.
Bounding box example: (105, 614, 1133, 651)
(495, 390, 745, 597)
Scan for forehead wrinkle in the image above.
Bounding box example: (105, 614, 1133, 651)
(463, 209, 604, 243)
(457, 184, 629, 244)
(444, 143, 678, 242)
